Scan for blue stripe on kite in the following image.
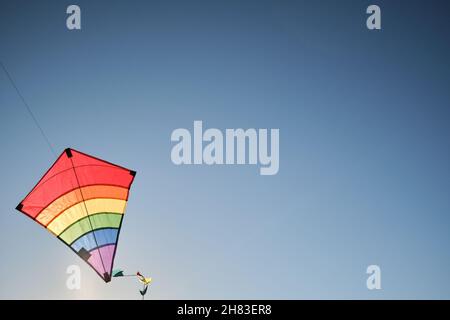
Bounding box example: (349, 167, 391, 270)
(70, 228, 119, 252)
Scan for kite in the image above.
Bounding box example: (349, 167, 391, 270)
(16, 148, 136, 283)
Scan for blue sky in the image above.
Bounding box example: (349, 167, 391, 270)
(1, 0, 450, 299)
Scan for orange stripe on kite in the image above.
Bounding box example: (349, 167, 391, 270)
(35, 185, 129, 226)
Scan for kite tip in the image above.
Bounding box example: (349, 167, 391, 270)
(104, 273, 112, 283)
(64, 148, 73, 158)
(15, 203, 23, 212)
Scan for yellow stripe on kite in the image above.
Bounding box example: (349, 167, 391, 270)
(47, 198, 127, 235)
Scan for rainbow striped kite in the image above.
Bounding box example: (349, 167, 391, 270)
(16, 148, 136, 283)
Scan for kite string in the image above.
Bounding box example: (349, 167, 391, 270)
(0, 61, 57, 158)
(69, 157, 108, 278)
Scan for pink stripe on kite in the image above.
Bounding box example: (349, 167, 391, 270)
(87, 244, 116, 277)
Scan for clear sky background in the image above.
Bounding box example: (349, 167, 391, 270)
(1, 0, 450, 299)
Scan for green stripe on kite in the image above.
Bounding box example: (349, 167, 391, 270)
(59, 213, 123, 245)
